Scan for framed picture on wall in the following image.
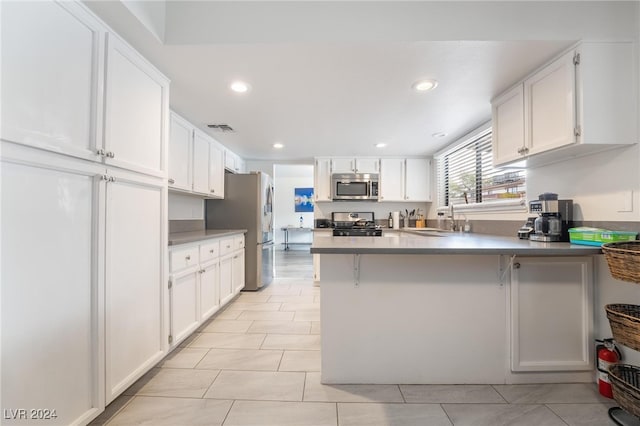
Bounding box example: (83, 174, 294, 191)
(294, 187, 314, 212)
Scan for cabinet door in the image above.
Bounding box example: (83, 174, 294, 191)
(200, 260, 220, 321)
(492, 85, 526, 166)
(170, 269, 200, 345)
(105, 173, 165, 402)
(379, 158, 404, 201)
(224, 149, 238, 172)
(232, 250, 246, 295)
(219, 255, 234, 306)
(314, 158, 332, 201)
(1, 148, 104, 425)
(104, 34, 169, 177)
(405, 158, 431, 201)
(1, 1, 104, 161)
(331, 158, 355, 173)
(355, 158, 379, 174)
(525, 50, 576, 156)
(168, 112, 192, 191)
(510, 257, 593, 372)
(192, 130, 210, 194)
(209, 142, 225, 198)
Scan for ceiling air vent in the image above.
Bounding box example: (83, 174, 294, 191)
(207, 124, 235, 133)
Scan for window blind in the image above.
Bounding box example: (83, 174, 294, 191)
(437, 130, 525, 207)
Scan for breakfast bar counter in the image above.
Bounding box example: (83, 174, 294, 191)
(310, 229, 602, 256)
(312, 231, 602, 386)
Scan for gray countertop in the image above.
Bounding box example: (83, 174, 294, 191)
(310, 230, 603, 256)
(168, 229, 247, 246)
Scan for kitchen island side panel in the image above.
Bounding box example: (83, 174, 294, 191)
(320, 253, 507, 384)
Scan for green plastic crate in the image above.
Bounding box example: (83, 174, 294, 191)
(569, 227, 638, 247)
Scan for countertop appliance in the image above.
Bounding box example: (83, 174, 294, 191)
(528, 193, 573, 242)
(315, 218, 332, 228)
(517, 217, 537, 239)
(332, 212, 382, 236)
(331, 173, 379, 201)
(205, 172, 274, 290)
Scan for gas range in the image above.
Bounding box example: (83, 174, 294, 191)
(332, 226, 382, 237)
(331, 212, 383, 237)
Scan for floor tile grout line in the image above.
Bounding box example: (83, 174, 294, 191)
(219, 399, 236, 426)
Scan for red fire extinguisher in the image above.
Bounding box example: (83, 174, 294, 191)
(596, 338, 621, 398)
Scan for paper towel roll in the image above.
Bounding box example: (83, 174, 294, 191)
(392, 211, 400, 229)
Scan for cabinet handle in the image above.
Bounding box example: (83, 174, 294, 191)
(109, 176, 116, 182)
(513, 262, 521, 269)
(107, 151, 115, 158)
(96, 148, 106, 157)
(185, 255, 191, 261)
(210, 189, 215, 193)
(210, 249, 215, 254)
(226, 245, 231, 249)
(168, 178, 175, 184)
(233, 255, 238, 259)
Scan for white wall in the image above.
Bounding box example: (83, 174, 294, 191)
(314, 201, 430, 224)
(168, 192, 204, 220)
(122, 0, 166, 42)
(527, 145, 640, 222)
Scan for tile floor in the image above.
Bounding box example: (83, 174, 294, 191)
(91, 248, 619, 426)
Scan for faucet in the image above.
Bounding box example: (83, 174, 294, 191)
(448, 204, 457, 231)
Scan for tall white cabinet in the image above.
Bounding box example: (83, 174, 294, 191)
(1, 0, 169, 423)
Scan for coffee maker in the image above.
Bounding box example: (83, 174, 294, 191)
(528, 193, 573, 242)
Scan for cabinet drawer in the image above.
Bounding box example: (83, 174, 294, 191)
(200, 240, 220, 263)
(219, 237, 235, 256)
(170, 246, 199, 273)
(234, 235, 245, 250)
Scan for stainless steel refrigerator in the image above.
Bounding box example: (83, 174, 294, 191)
(205, 172, 274, 291)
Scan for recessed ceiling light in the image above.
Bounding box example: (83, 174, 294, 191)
(230, 81, 250, 93)
(273, 143, 284, 149)
(432, 132, 447, 138)
(412, 79, 438, 92)
(375, 143, 387, 148)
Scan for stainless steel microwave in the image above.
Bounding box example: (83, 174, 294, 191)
(331, 173, 379, 201)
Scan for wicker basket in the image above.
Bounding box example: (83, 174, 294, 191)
(602, 241, 640, 283)
(609, 364, 640, 417)
(606, 304, 640, 351)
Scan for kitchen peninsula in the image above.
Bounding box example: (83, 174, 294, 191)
(311, 231, 602, 385)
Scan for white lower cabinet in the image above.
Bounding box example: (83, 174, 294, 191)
(510, 256, 594, 372)
(169, 268, 200, 346)
(1, 147, 104, 425)
(219, 255, 234, 306)
(200, 260, 221, 321)
(168, 233, 245, 348)
(1, 143, 168, 421)
(104, 169, 166, 403)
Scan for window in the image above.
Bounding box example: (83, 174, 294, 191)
(436, 127, 526, 210)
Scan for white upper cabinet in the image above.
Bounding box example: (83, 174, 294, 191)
(314, 157, 332, 201)
(209, 143, 225, 198)
(168, 111, 225, 198)
(379, 158, 431, 202)
(103, 34, 169, 177)
(405, 158, 431, 202)
(0, 1, 105, 161)
(526, 49, 576, 156)
(492, 85, 525, 166)
(168, 112, 193, 191)
(224, 149, 245, 173)
(492, 42, 637, 167)
(379, 158, 404, 201)
(331, 158, 379, 174)
(192, 129, 211, 195)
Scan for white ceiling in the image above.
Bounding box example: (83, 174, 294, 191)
(84, 1, 639, 162)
